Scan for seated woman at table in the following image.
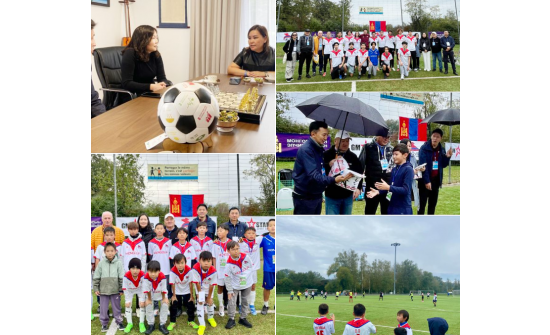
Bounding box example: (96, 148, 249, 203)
(121, 25, 171, 96)
(227, 24, 275, 78)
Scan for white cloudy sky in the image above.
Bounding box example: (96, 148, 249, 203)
(102, 154, 264, 207)
(281, 92, 459, 126)
(346, 0, 461, 27)
(277, 215, 460, 280)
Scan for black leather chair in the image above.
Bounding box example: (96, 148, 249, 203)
(93, 46, 135, 110)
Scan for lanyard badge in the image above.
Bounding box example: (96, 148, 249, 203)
(433, 159, 439, 170)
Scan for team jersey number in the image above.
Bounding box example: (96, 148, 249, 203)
(316, 331, 324, 335)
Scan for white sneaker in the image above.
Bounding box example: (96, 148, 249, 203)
(392, 67, 395, 71)
(219, 305, 224, 317)
(401, 75, 404, 80)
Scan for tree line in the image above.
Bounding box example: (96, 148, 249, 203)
(276, 249, 460, 294)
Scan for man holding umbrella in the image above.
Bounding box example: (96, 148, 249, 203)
(323, 130, 363, 215)
(362, 129, 394, 215)
(292, 121, 353, 215)
(418, 129, 453, 215)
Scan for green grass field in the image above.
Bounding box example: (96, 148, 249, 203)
(91, 261, 275, 335)
(276, 160, 460, 215)
(276, 294, 460, 335)
(275, 43, 460, 92)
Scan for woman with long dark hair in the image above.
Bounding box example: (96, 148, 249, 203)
(121, 25, 170, 95)
(228, 25, 275, 78)
(137, 213, 154, 258)
(282, 32, 298, 82)
(420, 32, 431, 71)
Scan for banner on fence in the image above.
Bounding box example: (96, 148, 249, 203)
(276, 133, 331, 158)
(445, 143, 461, 161)
(360, 7, 383, 14)
(239, 216, 273, 236)
(349, 137, 373, 157)
(147, 164, 198, 180)
(91, 217, 102, 233)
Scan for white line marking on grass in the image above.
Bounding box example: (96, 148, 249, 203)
(276, 313, 430, 333)
(106, 319, 118, 335)
(276, 76, 459, 86)
(351, 81, 356, 92)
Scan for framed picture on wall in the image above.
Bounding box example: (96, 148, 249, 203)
(158, 0, 188, 28)
(91, 0, 110, 7)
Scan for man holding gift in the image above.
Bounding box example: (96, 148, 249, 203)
(292, 121, 353, 215)
(323, 130, 363, 215)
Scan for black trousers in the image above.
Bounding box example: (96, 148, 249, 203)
(298, 51, 313, 75)
(418, 175, 441, 215)
(443, 50, 456, 72)
(412, 52, 419, 69)
(169, 294, 196, 323)
(389, 48, 395, 67)
(382, 64, 390, 75)
(331, 66, 345, 79)
(312, 49, 324, 73)
(378, 47, 384, 66)
(364, 192, 389, 215)
(293, 197, 323, 215)
(323, 54, 330, 73)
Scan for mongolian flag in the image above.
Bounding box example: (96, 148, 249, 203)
(369, 21, 386, 32)
(399, 117, 427, 141)
(169, 194, 204, 217)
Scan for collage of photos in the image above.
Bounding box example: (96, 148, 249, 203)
(90, 1, 458, 335)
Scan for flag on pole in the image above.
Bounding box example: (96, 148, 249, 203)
(369, 21, 386, 32)
(399, 117, 427, 141)
(169, 194, 204, 217)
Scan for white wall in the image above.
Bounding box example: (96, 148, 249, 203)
(91, 1, 190, 101)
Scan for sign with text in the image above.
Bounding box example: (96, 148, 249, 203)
(360, 6, 383, 14)
(276, 133, 331, 158)
(381, 93, 425, 105)
(91, 217, 102, 233)
(277, 32, 337, 43)
(445, 143, 461, 161)
(349, 137, 373, 158)
(147, 164, 198, 180)
(239, 216, 273, 236)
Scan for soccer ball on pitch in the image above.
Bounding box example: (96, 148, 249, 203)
(157, 82, 219, 143)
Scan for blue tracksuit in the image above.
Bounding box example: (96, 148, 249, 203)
(418, 142, 451, 188)
(380, 161, 414, 214)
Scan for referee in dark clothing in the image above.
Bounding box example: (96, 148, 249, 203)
(440, 31, 458, 75)
(297, 29, 314, 80)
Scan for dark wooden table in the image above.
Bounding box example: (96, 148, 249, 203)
(91, 73, 274, 153)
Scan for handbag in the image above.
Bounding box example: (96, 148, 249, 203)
(313, 54, 319, 64)
(282, 53, 287, 63)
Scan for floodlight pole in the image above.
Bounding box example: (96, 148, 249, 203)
(391, 243, 400, 295)
(237, 154, 241, 211)
(341, 0, 344, 36)
(277, 0, 281, 30)
(449, 93, 452, 184)
(454, 0, 460, 41)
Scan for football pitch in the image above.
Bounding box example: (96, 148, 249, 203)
(276, 294, 460, 335)
(275, 43, 460, 92)
(91, 261, 275, 335)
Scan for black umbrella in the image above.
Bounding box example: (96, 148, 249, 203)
(295, 93, 388, 138)
(420, 108, 460, 126)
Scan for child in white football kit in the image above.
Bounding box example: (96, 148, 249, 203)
(224, 240, 254, 329)
(344, 43, 357, 77)
(330, 42, 345, 79)
(433, 293, 437, 307)
(169, 227, 196, 268)
(313, 303, 335, 335)
(381, 46, 393, 79)
(167, 253, 198, 331)
(123, 258, 146, 333)
(396, 309, 413, 335)
(398, 41, 411, 79)
(94, 227, 122, 313)
(120, 222, 147, 273)
(357, 43, 369, 79)
(343, 304, 377, 335)
(191, 251, 218, 335)
(212, 224, 231, 317)
(143, 260, 170, 335)
(239, 227, 263, 315)
(149, 223, 173, 301)
(190, 222, 214, 262)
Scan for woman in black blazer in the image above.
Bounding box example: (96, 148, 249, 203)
(282, 32, 298, 82)
(121, 25, 170, 96)
(420, 32, 432, 71)
(227, 25, 275, 79)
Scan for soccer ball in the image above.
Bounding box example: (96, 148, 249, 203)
(157, 82, 219, 143)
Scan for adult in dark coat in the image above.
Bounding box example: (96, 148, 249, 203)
(429, 32, 443, 72)
(418, 129, 453, 214)
(187, 204, 216, 240)
(427, 317, 449, 335)
(292, 121, 353, 215)
(137, 213, 155, 260)
(282, 33, 298, 82)
(361, 129, 393, 215)
(440, 31, 457, 75)
(163, 213, 179, 245)
(225, 207, 247, 241)
(91, 19, 105, 118)
(323, 130, 363, 215)
(296, 29, 314, 79)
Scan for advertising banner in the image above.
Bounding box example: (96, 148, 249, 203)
(147, 164, 198, 180)
(276, 133, 331, 158)
(239, 216, 273, 236)
(115, 217, 218, 236)
(445, 143, 461, 161)
(381, 93, 425, 105)
(91, 217, 102, 233)
(360, 7, 383, 14)
(349, 137, 373, 157)
(277, 31, 337, 43)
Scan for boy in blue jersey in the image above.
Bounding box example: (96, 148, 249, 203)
(260, 219, 276, 315)
(367, 42, 379, 79)
(366, 143, 414, 215)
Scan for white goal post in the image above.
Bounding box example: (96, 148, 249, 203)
(416, 290, 435, 295)
(452, 290, 460, 296)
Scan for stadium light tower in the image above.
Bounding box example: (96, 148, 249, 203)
(391, 243, 401, 295)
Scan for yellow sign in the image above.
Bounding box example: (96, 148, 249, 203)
(148, 164, 198, 180)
